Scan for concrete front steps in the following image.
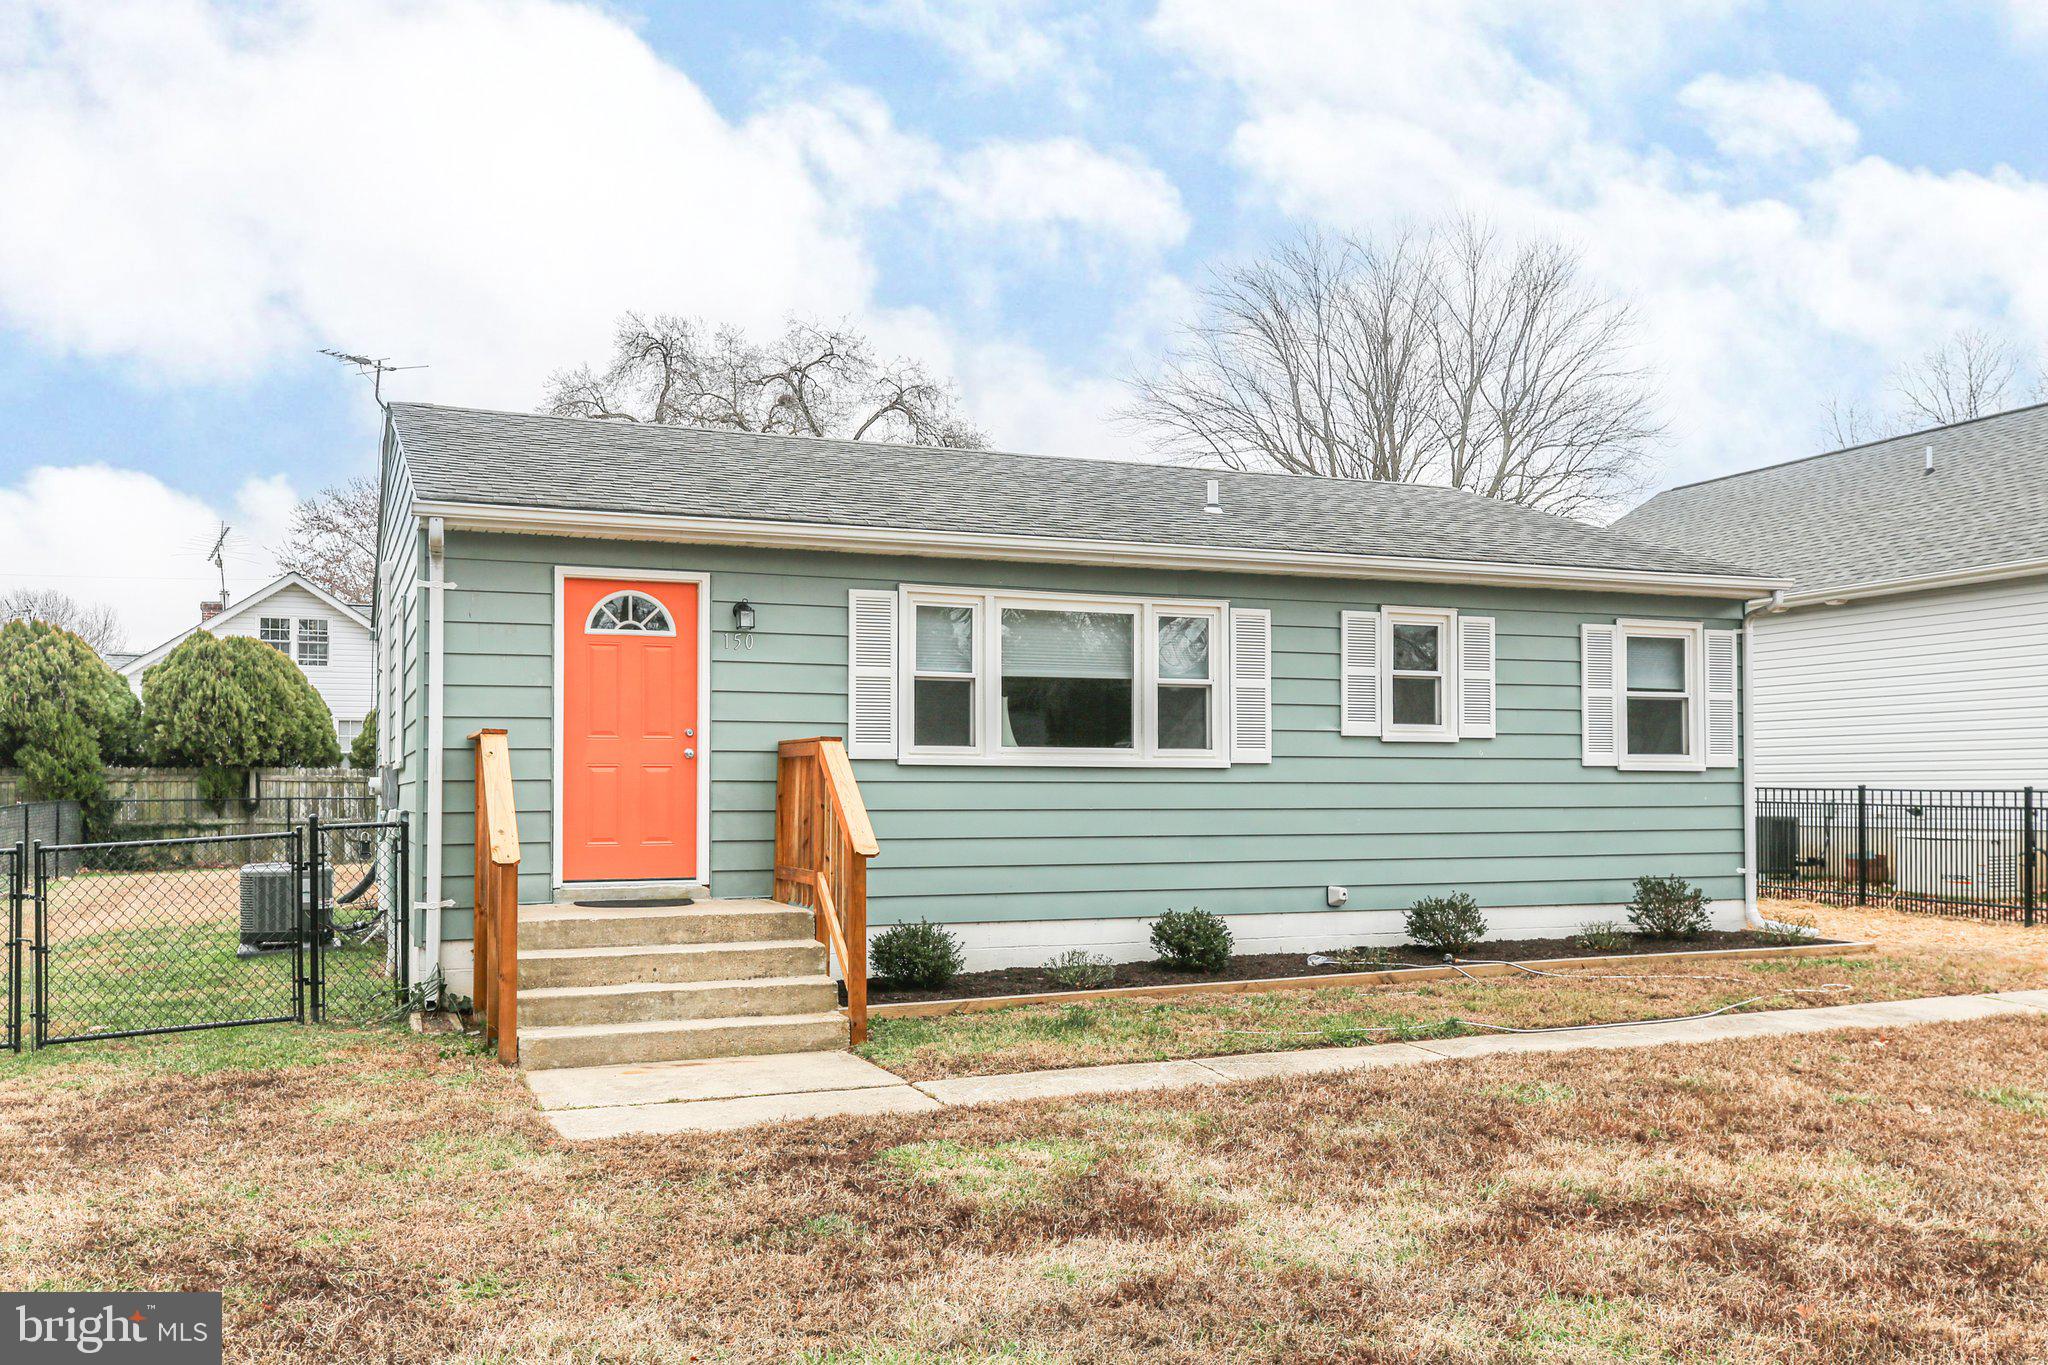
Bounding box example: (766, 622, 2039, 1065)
(516, 894, 849, 1070)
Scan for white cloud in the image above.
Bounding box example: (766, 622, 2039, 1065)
(759, 85, 1187, 253)
(936, 139, 1189, 253)
(0, 465, 296, 652)
(1678, 72, 1858, 162)
(0, 0, 1179, 413)
(841, 0, 1095, 90)
(1149, 0, 2048, 484)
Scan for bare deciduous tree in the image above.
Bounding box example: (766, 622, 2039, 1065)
(544, 315, 988, 448)
(1817, 396, 1892, 450)
(276, 475, 379, 604)
(1817, 327, 2040, 449)
(1889, 327, 2028, 428)
(1121, 220, 1662, 517)
(0, 587, 125, 655)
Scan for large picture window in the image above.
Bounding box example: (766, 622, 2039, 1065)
(899, 587, 1226, 767)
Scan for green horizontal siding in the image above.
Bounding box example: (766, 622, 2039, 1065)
(421, 531, 1746, 930)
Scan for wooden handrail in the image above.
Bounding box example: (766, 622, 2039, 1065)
(773, 737, 878, 1043)
(468, 728, 520, 1065)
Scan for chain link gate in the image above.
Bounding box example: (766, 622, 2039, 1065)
(17, 818, 410, 1049)
(304, 815, 411, 1024)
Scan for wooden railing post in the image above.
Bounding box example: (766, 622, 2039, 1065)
(468, 728, 520, 1065)
(773, 737, 879, 1045)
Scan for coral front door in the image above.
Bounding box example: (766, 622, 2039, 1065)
(562, 576, 701, 883)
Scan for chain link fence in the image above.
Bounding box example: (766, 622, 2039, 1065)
(6, 817, 409, 1051)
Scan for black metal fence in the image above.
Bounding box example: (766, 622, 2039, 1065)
(4, 844, 20, 1054)
(2, 817, 408, 1053)
(1757, 785, 2041, 924)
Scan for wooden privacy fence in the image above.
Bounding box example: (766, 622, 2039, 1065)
(773, 737, 880, 1043)
(469, 729, 520, 1064)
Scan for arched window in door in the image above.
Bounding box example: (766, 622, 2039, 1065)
(585, 591, 675, 634)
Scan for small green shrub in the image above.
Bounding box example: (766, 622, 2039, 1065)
(1150, 906, 1233, 973)
(1323, 945, 1395, 971)
(1045, 950, 1115, 991)
(349, 711, 378, 769)
(1756, 913, 1819, 947)
(1405, 893, 1487, 956)
(870, 920, 964, 989)
(1626, 875, 1711, 939)
(1573, 920, 1630, 953)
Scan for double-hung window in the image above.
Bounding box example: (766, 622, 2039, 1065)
(296, 618, 330, 667)
(1383, 606, 1458, 743)
(1620, 621, 1696, 769)
(258, 617, 291, 653)
(911, 599, 978, 751)
(898, 587, 1227, 767)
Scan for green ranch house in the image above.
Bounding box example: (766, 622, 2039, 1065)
(371, 403, 1783, 1067)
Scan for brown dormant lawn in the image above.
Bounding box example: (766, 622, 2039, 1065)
(5, 1001, 2048, 1359)
(856, 902, 2046, 1081)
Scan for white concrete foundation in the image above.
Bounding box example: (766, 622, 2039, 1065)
(869, 900, 1748, 973)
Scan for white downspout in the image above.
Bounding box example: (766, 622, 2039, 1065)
(421, 516, 451, 1003)
(1740, 589, 1783, 929)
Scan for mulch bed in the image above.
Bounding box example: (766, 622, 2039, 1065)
(868, 929, 1852, 1003)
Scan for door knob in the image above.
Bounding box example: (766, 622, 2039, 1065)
(684, 747, 697, 759)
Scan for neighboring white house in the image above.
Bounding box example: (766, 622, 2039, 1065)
(1614, 404, 2048, 788)
(120, 571, 376, 750)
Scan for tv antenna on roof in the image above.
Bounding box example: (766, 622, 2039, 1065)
(207, 523, 232, 609)
(319, 348, 428, 405)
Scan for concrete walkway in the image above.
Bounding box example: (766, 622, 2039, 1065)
(531, 989, 2048, 1139)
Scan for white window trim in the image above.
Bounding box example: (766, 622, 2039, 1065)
(296, 617, 330, 667)
(896, 584, 1231, 768)
(1380, 605, 1460, 744)
(1617, 617, 1706, 773)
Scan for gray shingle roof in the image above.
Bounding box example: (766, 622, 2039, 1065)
(1615, 403, 2048, 596)
(389, 402, 1769, 583)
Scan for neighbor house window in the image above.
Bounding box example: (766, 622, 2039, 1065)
(1620, 620, 1700, 770)
(899, 587, 1226, 766)
(296, 618, 329, 667)
(1382, 606, 1457, 743)
(258, 617, 290, 653)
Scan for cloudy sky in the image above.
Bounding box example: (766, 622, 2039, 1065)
(5, 0, 2047, 649)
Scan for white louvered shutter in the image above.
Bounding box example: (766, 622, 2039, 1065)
(1228, 607, 1273, 764)
(1705, 628, 1739, 768)
(1457, 616, 1497, 740)
(846, 590, 898, 759)
(1581, 623, 1620, 767)
(1339, 610, 1380, 736)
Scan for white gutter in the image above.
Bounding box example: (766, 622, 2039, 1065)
(1744, 554, 2048, 614)
(420, 516, 451, 1003)
(413, 498, 1790, 601)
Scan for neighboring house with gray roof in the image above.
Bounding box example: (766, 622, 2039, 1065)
(1615, 403, 2048, 789)
(120, 571, 376, 751)
(374, 402, 1784, 1064)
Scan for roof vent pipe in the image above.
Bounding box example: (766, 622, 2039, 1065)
(1204, 478, 1221, 513)
(1925, 444, 1935, 475)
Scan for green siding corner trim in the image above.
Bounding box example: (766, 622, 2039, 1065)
(414, 532, 1748, 932)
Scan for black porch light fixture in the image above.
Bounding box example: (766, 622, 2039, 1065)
(731, 599, 757, 633)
